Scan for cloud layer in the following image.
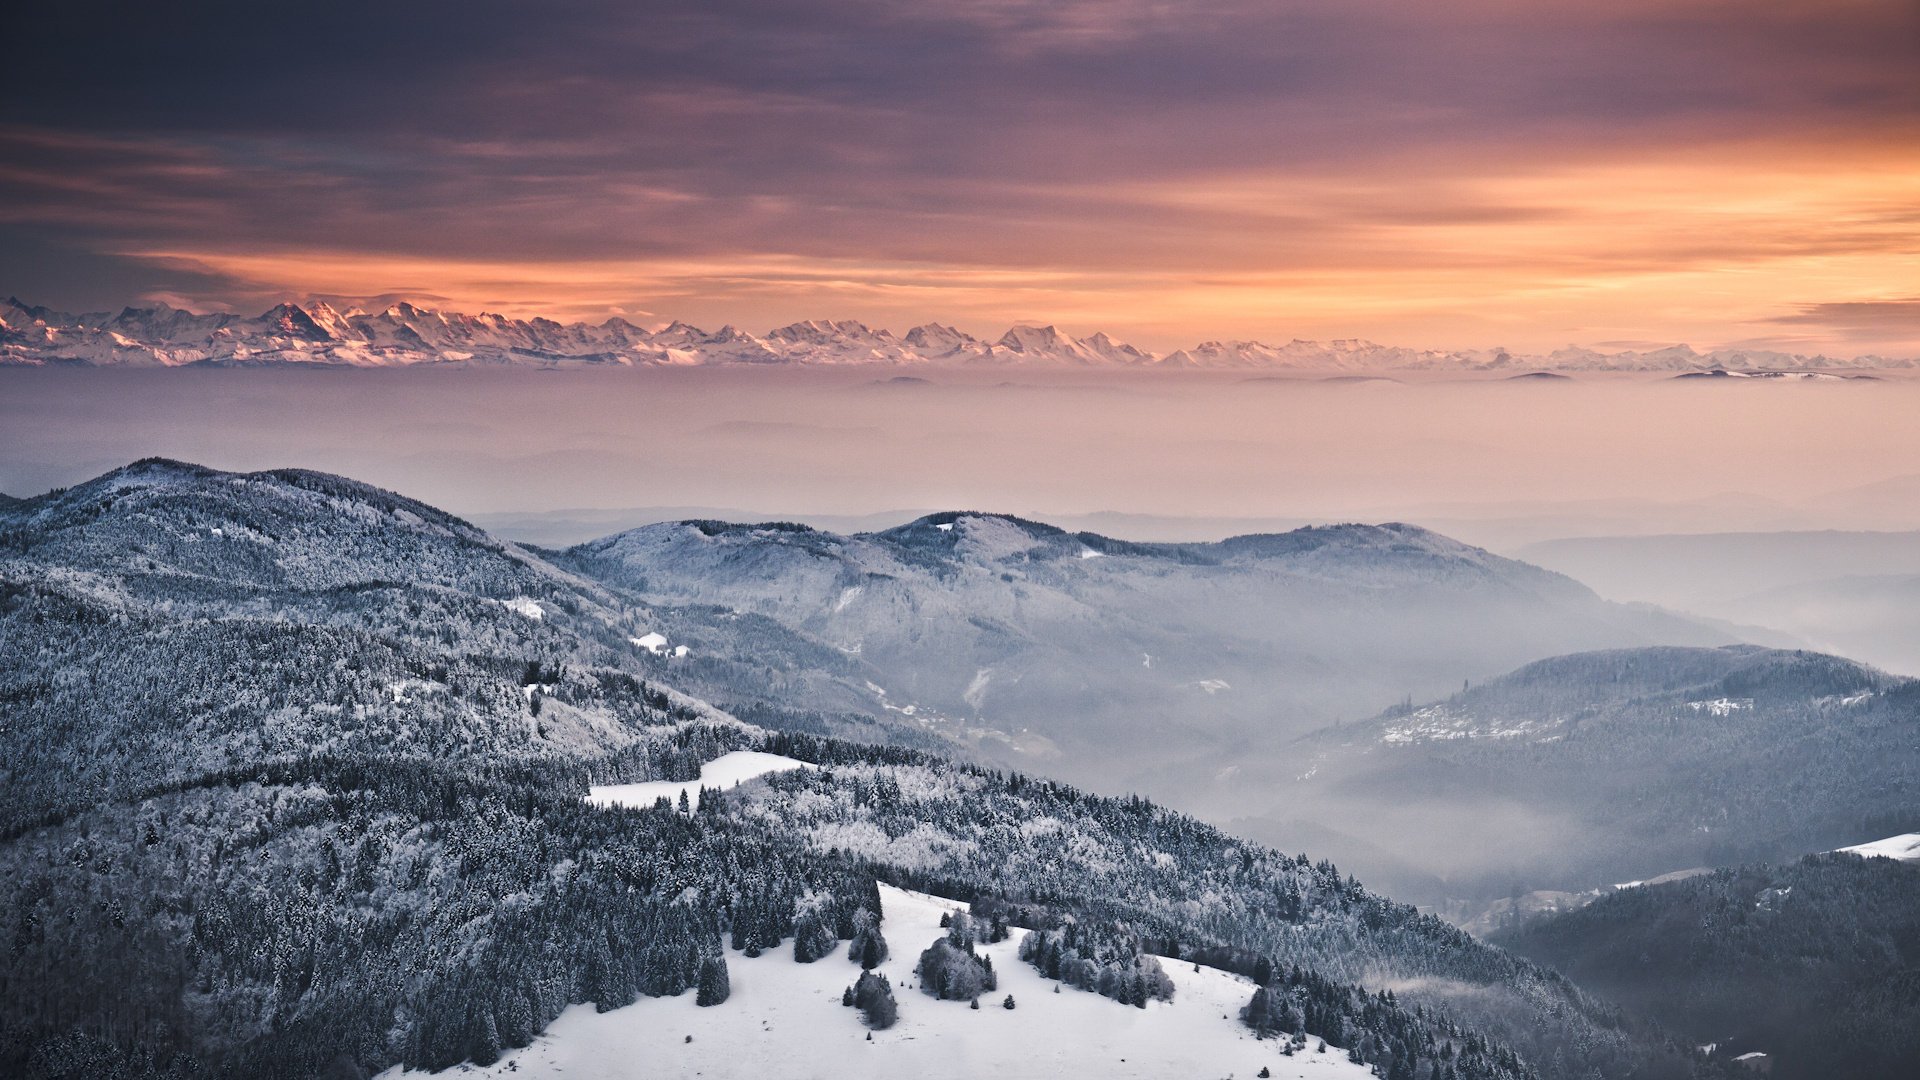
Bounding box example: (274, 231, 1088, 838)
(3, 0, 1916, 352)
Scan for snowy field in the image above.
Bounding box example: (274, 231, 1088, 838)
(1835, 832, 1920, 862)
(583, 751, 816, 810)
(379, 884, 1372, 1080)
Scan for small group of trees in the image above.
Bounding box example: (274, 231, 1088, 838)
(917, 912, 997, 1001)
(847, 906, 889, 969)
(843, 971, 898, 1029)
(1018, 919, 1173, 1008)
(792, 906, 839, 963)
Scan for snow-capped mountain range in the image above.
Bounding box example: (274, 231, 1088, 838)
(1, 296, 1907, 371)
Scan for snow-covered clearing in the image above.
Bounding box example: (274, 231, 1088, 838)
(1380, 704, 1553, 744)
(502, 597, 545, 620)
(1834, 832, 1920, 862)
(584, 751, 816, 811)
(380, 884, 1371, 1080)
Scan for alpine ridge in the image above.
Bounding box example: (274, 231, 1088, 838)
(2, 297, 1908, 371)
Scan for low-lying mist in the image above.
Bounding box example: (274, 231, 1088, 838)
(6, 367, 1918, 552)
(9, 365, 1916, 914)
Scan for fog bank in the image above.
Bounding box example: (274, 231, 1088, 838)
(6, 367, 1918, 549)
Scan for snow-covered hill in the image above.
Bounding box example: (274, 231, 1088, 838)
(1834, 832, 1920, 862)
(3, 296, 1908, 370)
(379, 885, 1373, 1080)
(556, 512, 1731, 802)
(1271, 645, 1920, 907)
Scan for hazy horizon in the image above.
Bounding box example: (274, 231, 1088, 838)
(9, 366, 1920, 552)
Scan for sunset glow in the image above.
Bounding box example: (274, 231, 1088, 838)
(3, 1, 1917, 354)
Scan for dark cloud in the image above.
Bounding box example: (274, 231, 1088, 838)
(1, 1, 1915, 348)
(1768, 299, 1920, 338)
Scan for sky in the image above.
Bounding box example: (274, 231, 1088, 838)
(2, 0, 1918, 355)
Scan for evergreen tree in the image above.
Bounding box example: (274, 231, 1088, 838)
(695, 956, 730, 1007)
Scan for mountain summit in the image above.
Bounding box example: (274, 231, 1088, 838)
(2, 296, 1904, 370)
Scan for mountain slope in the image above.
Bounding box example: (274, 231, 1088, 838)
(1491, 853, 1920, 1080)
(379, 883, 1379, 1080)
(0, 459, 926, 833)
(0, 460, 1699, 1080)
(556, 512, 1732, 810)
(1270, 646, 1920, 906)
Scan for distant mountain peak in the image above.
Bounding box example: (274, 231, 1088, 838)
(2, 297, 1909, 371)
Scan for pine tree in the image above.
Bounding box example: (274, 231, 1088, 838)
(695, 956, 730, 1007)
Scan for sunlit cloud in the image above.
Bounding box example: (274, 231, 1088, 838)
(1, 1, 1915, 354)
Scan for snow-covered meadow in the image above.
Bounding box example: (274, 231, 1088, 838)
(379, 884, 1371, 1080)
(1835, 832, 1920, 862)
(584, 751, 816, 811)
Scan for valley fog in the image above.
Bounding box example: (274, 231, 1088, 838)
(5, 366, 1916, 909)
(6, 373, 1918, 1080)
(5, 366, 1919, 550)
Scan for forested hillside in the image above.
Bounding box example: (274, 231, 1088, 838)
(1492, 854, 1920, 1079)
(1266, 646, 1920, 905)
(557, 512, 1728, 823)
(0, 461, 1713, 1080)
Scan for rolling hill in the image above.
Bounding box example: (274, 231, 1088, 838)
(0, 460, 1703, 1080)
(556, 512, 1731, 809)
(1265, 646, 1920, 908)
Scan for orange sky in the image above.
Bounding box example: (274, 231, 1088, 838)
(2, 1, 1917, 355)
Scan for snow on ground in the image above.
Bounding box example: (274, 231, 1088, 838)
(381, 884, 1371, 1080)
(1834, 832, 1920, 862)
(1380, 704, 1553, 744)
(502, 597, 545, 620)
(630, 631, 670, 653)
(584, 751, 817, 811)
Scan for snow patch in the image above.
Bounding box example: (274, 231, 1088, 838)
(585, 751, 816, 811)
(630, 631, 670, 654)
(502, 597, 545, 620)
(963, 668, 992, 710)
(1381, 704, 1555, 744)
(1833, 832, 1920, 862)
(1685, 697, 1752, 717)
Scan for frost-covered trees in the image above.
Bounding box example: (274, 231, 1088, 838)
(1242, 985, 1303, 1037)
(792, 907, 838, 963)
(848, 907, 889, 970)
(848, 971, 898, 1029)
(916, 915, 997, 1002)
(695, 956, 730, 1006)
(1018, 920, 1173, 1008)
